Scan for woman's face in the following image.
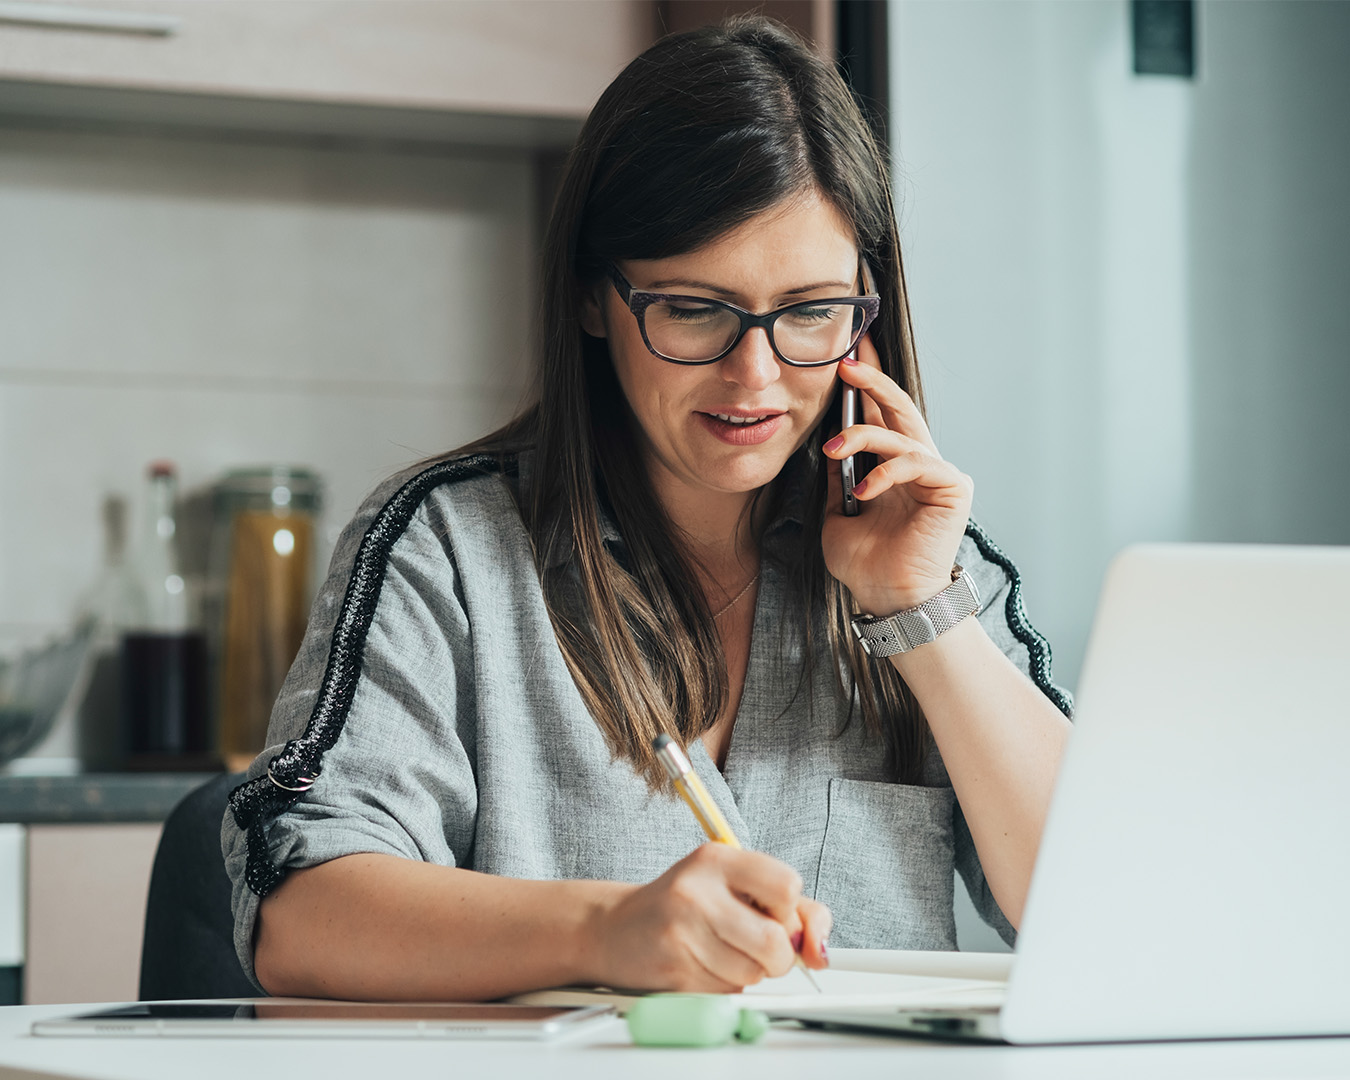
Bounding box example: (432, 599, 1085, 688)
(586, 192, 858, 512)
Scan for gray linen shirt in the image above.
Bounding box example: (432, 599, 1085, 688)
(222, 455, 1070, 988)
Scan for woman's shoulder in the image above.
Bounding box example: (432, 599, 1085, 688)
(346, 448, 525, 539)
(365, 449, 523, 522)
(323, 449, 531, 595)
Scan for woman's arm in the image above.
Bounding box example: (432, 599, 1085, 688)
(886, 617, 1070, 928)
(255, 844, 830, 1001)
(821, 338, 1070, 929)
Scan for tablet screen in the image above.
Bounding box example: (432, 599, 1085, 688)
(33, 1001, 614, 1039)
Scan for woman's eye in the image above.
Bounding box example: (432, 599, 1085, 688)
(784, 304, 843, 325)
(660, 302, 722, 323)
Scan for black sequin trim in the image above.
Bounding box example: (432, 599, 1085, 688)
(227, 453, 508, 897)
(964, 520, 1074, 719)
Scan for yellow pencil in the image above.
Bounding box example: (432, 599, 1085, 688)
(652, 734, 822, 993)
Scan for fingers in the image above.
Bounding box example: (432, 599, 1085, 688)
(612, 845, 833, 993)
(824, 425, 969, 505)
(704, 888, 797, 981)
(676, 845, 808, 984)
(853, 334, 888, 429)
(840, 335, 937, 453)
(713, 845, 804, 926)
(797, 898, 833, 969)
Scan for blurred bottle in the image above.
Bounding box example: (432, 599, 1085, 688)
(122, 461, 211, 770)
(211, 467, 321, 774)
(69, 494, 143, 769)
(79, 495, 145, 635)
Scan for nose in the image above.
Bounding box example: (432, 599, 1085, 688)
(719, 327, 781, 392)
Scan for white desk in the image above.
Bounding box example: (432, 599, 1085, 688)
(2, 1002, 1350, 1080)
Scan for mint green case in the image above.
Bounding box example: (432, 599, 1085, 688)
(626, 994, 770, 1047)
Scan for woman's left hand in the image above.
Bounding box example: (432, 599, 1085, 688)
(821, 334, 974, 616)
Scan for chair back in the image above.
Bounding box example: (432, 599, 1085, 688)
(139, 772, 256, 999)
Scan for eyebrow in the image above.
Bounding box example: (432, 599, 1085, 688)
(645, 278, 856, 297)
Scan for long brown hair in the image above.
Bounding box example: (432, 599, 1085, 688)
(463, 16, 929, 787)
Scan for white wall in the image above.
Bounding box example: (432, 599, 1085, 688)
(890, 0, 1350, 949)
(890, 0, 1350, 694)
(1187, 3, 1350, 545)
(0, 127, 535, 710)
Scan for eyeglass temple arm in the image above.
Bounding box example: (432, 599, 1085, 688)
(859, 257, 878, 296)
(605, 263, 634, 304)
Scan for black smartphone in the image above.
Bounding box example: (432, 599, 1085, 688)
(840, 380, 860, 516)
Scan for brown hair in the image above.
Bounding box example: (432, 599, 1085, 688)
(463, 16, 929, 787)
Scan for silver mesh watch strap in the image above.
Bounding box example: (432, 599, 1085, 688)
(850, 565, 982, 657)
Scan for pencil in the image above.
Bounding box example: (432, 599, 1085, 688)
(652, 734, 823, 993)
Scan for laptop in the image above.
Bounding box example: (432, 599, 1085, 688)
(793, 543, 1350, 1044)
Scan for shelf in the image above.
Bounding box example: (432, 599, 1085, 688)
(0, 77, 585, 151)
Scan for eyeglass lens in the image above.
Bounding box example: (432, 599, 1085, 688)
(645, 300, 866, 364)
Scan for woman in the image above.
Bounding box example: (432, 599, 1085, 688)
(224, 16, 1073, 1001)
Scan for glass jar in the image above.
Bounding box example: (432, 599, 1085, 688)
(208, 467, 322, 773)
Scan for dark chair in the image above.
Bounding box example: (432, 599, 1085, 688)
(139, 772, 257, 999)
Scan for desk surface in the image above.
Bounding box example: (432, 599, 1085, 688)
(1, 1002, 1349, 1080)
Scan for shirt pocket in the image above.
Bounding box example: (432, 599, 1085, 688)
(814, 778, 958, 950)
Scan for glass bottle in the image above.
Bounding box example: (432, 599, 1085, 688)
(70, 495, 144, 769)
(122, 461, 210, 768)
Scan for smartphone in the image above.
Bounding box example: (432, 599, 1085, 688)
(840, 381, 860, 516)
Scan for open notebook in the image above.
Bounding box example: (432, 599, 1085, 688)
(508, 948, 1012, 1014)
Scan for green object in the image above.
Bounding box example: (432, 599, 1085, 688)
(626, 994, 770, 1047)
(734, 1007, 770, 1043)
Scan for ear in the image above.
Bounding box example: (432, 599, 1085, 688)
(578, 285, 607, 339)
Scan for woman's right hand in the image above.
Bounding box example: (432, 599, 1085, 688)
(584, 844, 832, 993)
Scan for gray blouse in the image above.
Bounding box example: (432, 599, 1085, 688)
(222, 454, 1070, 989)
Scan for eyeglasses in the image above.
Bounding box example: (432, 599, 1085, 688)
(605, 264, 880, 367)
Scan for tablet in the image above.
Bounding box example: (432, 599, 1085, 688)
(31, 1001, 617, 1040)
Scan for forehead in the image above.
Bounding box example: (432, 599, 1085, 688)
(633, 193, 858, 288)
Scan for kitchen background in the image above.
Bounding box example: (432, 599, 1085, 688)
(0, 0, 1346, 994)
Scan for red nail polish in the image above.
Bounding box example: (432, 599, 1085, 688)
(841, 353, 859, 365)
(821, 939, 830, 964)
(790, 930, 804, 953)
(852, 478, 868, 497)
(823, 434, 844, 453)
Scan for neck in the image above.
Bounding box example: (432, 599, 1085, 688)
(651, 476, 765, 577)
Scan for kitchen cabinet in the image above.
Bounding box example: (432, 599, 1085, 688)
(25, 823, 161, 1004)
(0, 774, 210, 1004)
(0, 0, 657, 147)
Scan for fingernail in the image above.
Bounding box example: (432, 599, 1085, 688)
(852, 479, 868, 497)
(841, 353, 859, 366)
(821, 939, 830, 965)
(790, 930, 804, 953)
(823, 434, 844, 453)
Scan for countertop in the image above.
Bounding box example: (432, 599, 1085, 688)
(0, 773, 220, 824)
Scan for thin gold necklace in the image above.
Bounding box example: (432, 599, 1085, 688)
(712, 570, 761, 620)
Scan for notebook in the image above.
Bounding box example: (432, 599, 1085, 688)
(510, 948, 1013, 1014)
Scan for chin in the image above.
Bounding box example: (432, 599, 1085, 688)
(706, 454, 788, 494)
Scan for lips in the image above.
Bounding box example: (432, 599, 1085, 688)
(696, 409, 786, 446)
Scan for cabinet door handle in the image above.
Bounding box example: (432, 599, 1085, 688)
(0, 2, 179, 36)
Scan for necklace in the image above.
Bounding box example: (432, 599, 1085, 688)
(712, 570, 761, 620)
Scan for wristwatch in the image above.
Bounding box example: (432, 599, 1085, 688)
(850, 565, 981, 657)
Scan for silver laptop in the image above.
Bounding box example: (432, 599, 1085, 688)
(796, 543, 1350, 1043)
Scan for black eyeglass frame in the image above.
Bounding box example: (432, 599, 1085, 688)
(604, 264, 881, 367)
